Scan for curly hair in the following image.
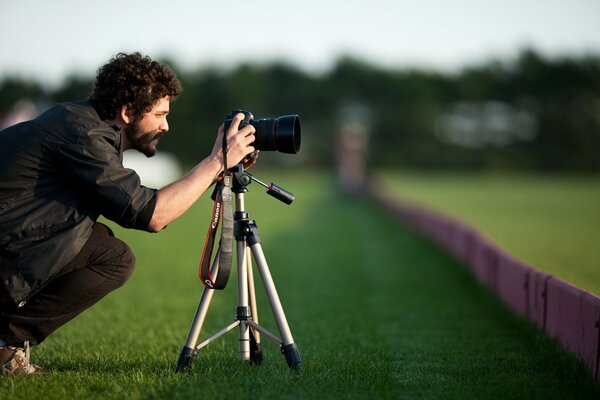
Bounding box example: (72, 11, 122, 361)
(89, 52, 182, 121)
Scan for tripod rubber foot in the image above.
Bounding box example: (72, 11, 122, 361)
(250, 331, 264, 365)
(281, 343, 303, 371)
(175, 346, 197, 372)
(250, 344, 264, 365)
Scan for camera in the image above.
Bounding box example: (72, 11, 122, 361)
(224, 110, 301, 154)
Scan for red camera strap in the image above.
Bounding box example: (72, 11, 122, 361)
(198, 177, 233, 289)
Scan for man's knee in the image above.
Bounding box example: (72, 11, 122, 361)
(101, 236, 136, 288)
(90, 235, 136, 289)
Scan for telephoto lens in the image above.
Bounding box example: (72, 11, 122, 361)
(224, 110, 301, 154)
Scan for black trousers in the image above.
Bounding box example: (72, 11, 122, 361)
(0, 223, 136, 346)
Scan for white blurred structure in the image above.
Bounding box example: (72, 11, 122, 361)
(122, 151, 181, 188)
(334, 103, 372, 196)
(0, 99, 38, 129)
(435, 100, 538, 148)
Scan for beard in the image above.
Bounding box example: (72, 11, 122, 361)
(123, 118, 163, 158)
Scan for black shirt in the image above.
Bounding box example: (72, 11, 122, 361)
(0, 101, 156, 304)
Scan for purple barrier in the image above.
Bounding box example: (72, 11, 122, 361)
(545, 277, 582, 352)
(496, 252, 530, 318)
(369, 184, 600, 379)
(526, 269, 550, 329)
(402, 206, 425, 229)
(423, 213, 452, 249)
(446, 222, 475, 265)
(411, 208, 432, 235)
(374, 193, 410, 224)
(469, 234, 499, 289)
(546, 278, 600, 378)
(580, 292, 600, 378)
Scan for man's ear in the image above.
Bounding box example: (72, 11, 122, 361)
(119, 105, 132, 124)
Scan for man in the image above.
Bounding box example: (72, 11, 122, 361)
(0, 52, 256, 376)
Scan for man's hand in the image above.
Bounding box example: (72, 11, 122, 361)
(242, 150, 260, 170)
(211, 112, 256, 172)
(148, 113, 257, 232)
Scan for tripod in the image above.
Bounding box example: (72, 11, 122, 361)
(176, 166, 303, 372)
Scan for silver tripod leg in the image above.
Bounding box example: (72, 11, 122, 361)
(250, 243, 294, 345)
(249, 242, 302, 369)
(236, 240, 251, 361)
(175, 253, 220, 371)
(247, 246, 260, 335)
(246, 246, 263, 362)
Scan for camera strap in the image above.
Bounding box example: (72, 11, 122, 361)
(198, 176, 234, 289)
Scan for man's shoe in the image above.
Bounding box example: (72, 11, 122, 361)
(1, 341, 46, 376)
(0, 345, 17, 365)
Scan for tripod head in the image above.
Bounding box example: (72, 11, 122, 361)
(227, 164, 295, 205)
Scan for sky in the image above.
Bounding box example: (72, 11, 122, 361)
(1, 0, 600, 87)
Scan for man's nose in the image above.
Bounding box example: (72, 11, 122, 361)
(160, 119, 169, 132)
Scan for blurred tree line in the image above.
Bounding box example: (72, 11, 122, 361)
(1, 49, 599, 172)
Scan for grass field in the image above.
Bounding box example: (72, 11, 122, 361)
(2, 170, 600, 399)
(377, 171, 600, 295)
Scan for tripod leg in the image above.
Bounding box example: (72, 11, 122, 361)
(246, 246, 263, 364)
(176, 286, 216, 371)
(250, 243, 303, 370)
(176, 252, 222, 372)
(236, 240, 251, 361)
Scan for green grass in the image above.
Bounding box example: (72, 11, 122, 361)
(377, 171, 600, 295)
(2, 170, 600, 399)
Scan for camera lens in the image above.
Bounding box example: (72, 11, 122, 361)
(224, 110, 302, 154)
(252, 115, 301, 154)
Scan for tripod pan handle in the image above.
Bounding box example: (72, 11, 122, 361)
(266, 183, 295, 205)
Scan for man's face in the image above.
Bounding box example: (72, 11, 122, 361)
(124, 96, 170, 157)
